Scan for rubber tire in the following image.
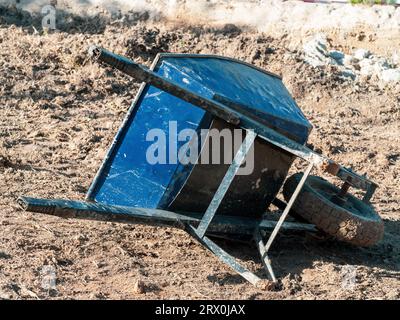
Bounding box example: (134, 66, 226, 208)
(283, 173, 384, 247)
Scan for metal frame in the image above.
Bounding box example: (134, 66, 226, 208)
(85, 47, 378, 285)
(18, 196, 317, 236)
(186, 129, 314, 284)
(18, 135, 314, 286)
(256, 163, 313, 281)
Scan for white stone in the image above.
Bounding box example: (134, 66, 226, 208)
(303, 34, 332, 67)
(353, 49, 371, 61)
(380, 69, 400, 83)
(342, 54, 355, 67)
(391, 51, 400, 66)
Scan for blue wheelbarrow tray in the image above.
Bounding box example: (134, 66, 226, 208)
(18, 48, 378, 287)
(86, 53, 312, 217)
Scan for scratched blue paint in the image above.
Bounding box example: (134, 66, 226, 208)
(88, 55, 311, 208)
(157, 58, 311, 140)
(92, 85, 206, 207)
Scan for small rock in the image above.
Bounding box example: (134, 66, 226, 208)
(303, 33, 331, 67)
(373, 56, 390, 70)
(380, 69, 400, 83)
(329, 50, 345, 64)
(0, 289, 12, 300)
(340, 69, 356, 80)
(353, 49, 371, 60)
(256, 279, 279, 291)
(375, 153, 390, 167)
(391, 51, 400, 66)
(133, 279, 146, 294)
(20, 286, 39, 299)
(343, 54, 357, 67)
(359, 59, 375, 77)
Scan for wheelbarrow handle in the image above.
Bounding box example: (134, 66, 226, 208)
(88, 45, 240, 125)
(17, 196, 317, 235)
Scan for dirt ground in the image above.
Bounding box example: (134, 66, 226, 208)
(0, 7, 399, 300)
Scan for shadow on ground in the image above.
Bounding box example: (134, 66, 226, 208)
(207, 218, 399, 286)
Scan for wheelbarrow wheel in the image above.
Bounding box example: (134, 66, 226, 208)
(282, 173, 384, 247)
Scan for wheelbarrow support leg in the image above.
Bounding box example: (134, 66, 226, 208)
(187, 225, 262, 286)
(196, 130, 257, 237)
(254, 228, 277, 283)
(257, 162, 314, 282)
(190, 130, 263, 285)
(191, 133, 314, 287)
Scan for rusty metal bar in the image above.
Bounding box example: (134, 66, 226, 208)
(254, 228, 277, 282)
(322, 161, 378, 194)
(264, 162, 314, 252)
(363, 183, 378, 203)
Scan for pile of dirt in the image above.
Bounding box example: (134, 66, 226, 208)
(5, 0, 400, 33)
(0, 7, 399, 299)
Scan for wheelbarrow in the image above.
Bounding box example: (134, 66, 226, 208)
(18, 47, 384, 287)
